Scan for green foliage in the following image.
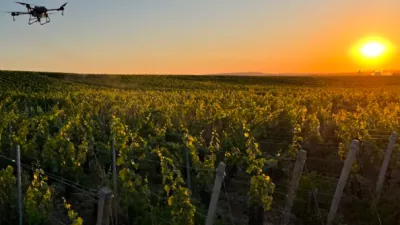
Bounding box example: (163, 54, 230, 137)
(245, 131, 275, 210)
(248, 174, 275, 210)
(167, 187, 196, 225)
(63, 198, 83, 225)
(0, 166, 17, 224)
(3, 71, 400, 224)
(24, 169, 53, 225)
(155, 147, 196, 225)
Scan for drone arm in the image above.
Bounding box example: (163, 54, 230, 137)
(15, 2, 32, 10)
(47, 8, 65, 15)
(8, 11, 29, 21)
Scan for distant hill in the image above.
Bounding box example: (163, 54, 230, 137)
(207, 70, 400, 76)
(206, 72, 275, 76)
(206, 71, 357, 76)
(205, 72, 318, 76)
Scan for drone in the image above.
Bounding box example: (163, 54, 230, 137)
(5, 2, 67, 25)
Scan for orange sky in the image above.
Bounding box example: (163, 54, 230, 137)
(0, 0, 399, 74)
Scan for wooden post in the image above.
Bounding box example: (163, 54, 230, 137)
(283, 149, 307, 225)
(112, 137, 118, 225)
(96, 187, 113, 225)
(9, 121, 13, 158)
(16, 145, 22, 225)
(205, 162, 226, 225)
(307, 190, 312, 214)
(185, 145, 192, 195)
(311, 188, 319, 213)
(313, 188, 318, 205)
(375, 132, 397, 200)
(327, 140, 359, 225)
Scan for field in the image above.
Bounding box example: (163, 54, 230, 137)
(1, 70, 400, 225)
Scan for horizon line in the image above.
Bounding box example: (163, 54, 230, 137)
(1, 69, 399, 76)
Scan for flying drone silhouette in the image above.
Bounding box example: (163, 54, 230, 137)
(5, 2, 67, 25)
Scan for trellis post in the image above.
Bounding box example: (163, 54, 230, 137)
(327, 140, 359, 225)
(375, 132, 397, 201)
(283, 149, 307, 225)
(96, 187, 113, 225)
(205, 162, 226, 225)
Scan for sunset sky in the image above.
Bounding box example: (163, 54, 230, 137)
(0, 0, 399, 74)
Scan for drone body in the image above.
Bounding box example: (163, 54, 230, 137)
(7, 2, 67, 25)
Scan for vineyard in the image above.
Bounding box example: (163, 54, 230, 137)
(1, 70, 400, 225)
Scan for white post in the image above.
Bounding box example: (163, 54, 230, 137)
(307, 190, 312, 213)
(283, 149, 307, 225)
(16, 145, 22, 225)
(205, 162, 226, 225)
(9, 121, 13, 158)
(185, 145, 192, 195)
(96, 187, 113, 225)
(327, 140, 359, 225)
(112, 137, 118, 225)
(375, 132, 397, 200)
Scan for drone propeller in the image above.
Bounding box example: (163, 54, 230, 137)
(60, 2, 68, 9)
(15, 1, 32, 10)
(2, 11, 20, 16)
(59, 2, 67, 15)
(1, 11, 21, 21)
(47, 2, 68, 15)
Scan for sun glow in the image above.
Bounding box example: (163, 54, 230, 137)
(350, 36, 396, 67)
(360, 42, 385, 58)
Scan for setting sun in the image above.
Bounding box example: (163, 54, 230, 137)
(361, 42, 385, 58)
(349, 36, 396, 69)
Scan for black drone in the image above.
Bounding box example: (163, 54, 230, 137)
(6, 1, 67, 25)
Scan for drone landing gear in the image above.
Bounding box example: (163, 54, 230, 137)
(40, 16, 50, 25)
(28, 14, 50, 25)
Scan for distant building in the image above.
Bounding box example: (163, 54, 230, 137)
(370, 70, 393, 76)
(371, 70, 382, 76)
